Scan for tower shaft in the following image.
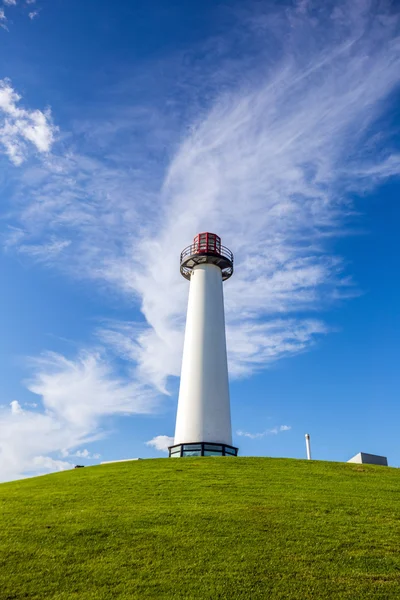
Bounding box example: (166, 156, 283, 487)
(174, 263, 232, 446)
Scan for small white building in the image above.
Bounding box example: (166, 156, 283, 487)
(347, 452, 388, 466)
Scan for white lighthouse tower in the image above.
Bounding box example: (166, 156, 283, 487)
(169, 232, 238, 458)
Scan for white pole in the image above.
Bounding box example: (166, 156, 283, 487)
(174, 263, 232, 446)
(305, 433, 311, 460)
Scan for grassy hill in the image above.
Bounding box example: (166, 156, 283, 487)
(1, 457, 399, 599)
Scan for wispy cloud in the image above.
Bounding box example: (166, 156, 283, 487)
(10, 400, 23, 415)
(3, 0, 17, 6)
(17, 238, 71, 263)
(0, 402, 77, 481)
(28, 10, 38, 20)
(27, 351, 157, 427)
(0, 79, 57, 165)
(0, 351, 158, 481)
(0, 9, 8, 31)
(279, 425, 291, 432)
(69, 448, 101, 460)
(32, 456, 74, 473)
(237, 425, 292, 439)
(146, 435, 174, 453)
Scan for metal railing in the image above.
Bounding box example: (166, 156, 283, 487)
(180, 243, 234, 266)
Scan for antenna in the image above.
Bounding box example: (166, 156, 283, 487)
(305, 433, 311, 460)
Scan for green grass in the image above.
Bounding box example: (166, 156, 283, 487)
(1, 457, 400, 599)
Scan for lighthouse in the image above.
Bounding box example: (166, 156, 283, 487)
(169, 232, 238, 458)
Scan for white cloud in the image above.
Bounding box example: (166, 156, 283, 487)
(18, 238, 71, 262)
(146, 435, 174, 453)
(73, 449, 101, 459)
(32, 456, 73, 473)
(0, 79, 57, 165)
(10, 400, 23, 415)
(0, 350, 158, 482)
(97, 321, 183, 394)
(0, 9, 7, 30)
(226, 320, 328, 378)
(27, 351, 157, 428)
(28, 11, 38, 20)
(348, 154, 400, 184)
(3, 0, 17, 6)
(74, 449, 90, 458)
(0, 403, 80, 481)
(236, 430, 264, 440)
(237, 425, 292, 439)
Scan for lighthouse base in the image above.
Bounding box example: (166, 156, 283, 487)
(168, 442, 238, 458)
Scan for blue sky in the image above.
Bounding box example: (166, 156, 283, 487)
(1, 0, 400, 481)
